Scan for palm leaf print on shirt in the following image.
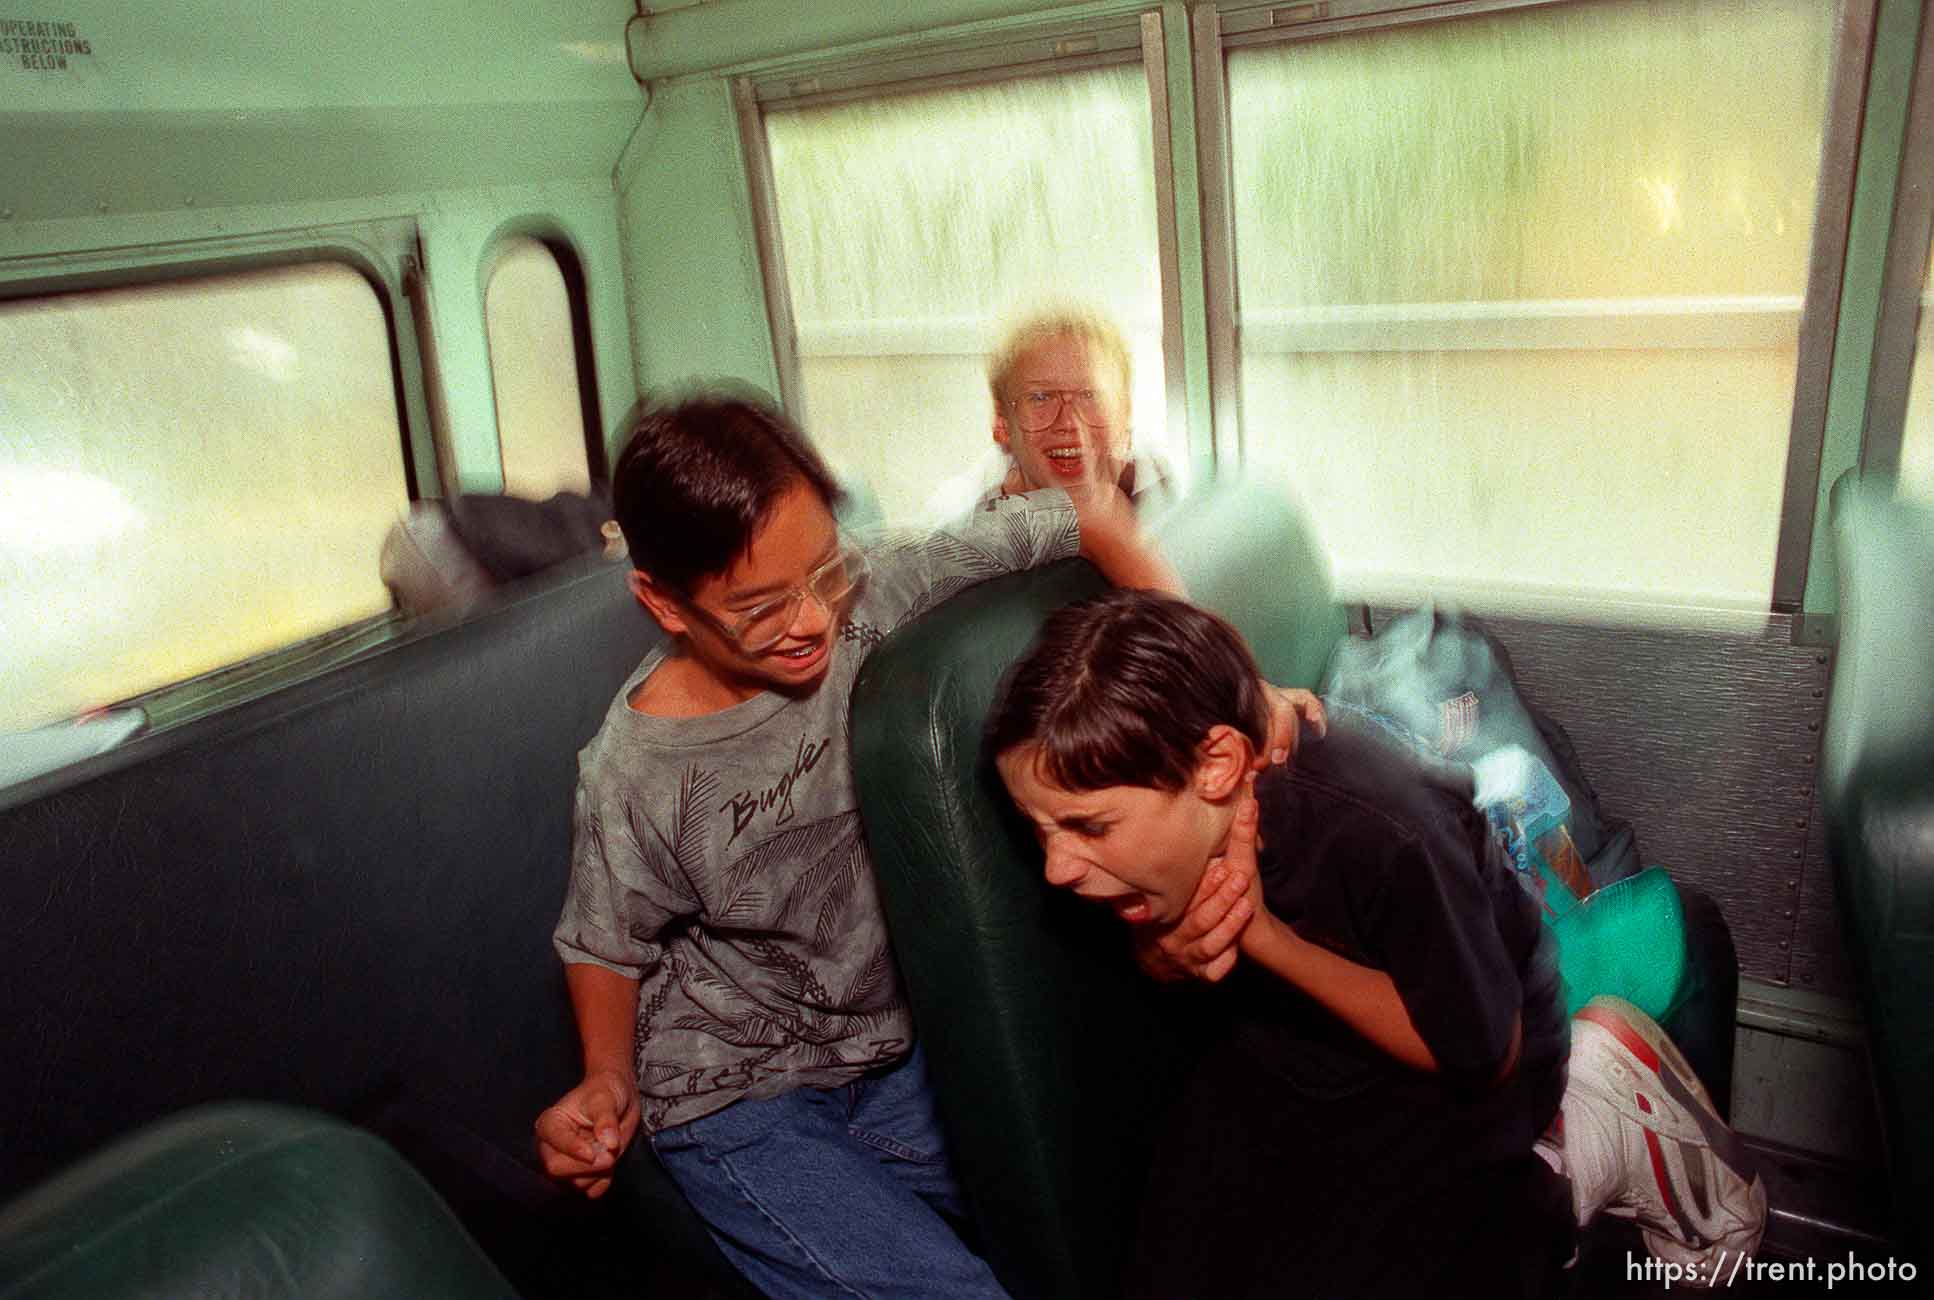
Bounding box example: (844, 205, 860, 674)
(888, 508, 1080, 630)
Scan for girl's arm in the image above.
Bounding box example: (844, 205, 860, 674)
(1239, 904, 1440, 1073)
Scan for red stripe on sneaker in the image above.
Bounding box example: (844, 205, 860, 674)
(1644, 1127, 1683, 1224)
(1577, 1004, 1662, 1073)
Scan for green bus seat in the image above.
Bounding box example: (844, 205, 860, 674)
(1823, 475, 1934, 1257)
(0, 1104, 517, 1300)
(0, 560, 753, 1300)
(852, 477, 1741, 1296)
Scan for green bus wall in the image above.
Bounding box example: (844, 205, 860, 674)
(612, 0, 1198, 435)
(615, 78, 781, 411)
(1, 0, 644, 493)
(628, 0, 1129, 81)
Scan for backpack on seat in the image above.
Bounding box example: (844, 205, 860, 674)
(1320, 605, 1733, 1105)
(1321, 605, 1641, 889)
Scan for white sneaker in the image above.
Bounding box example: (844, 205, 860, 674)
(1560, 995, 1768, 1272)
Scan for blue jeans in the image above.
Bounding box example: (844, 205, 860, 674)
(648, 1045, 1009, 1299)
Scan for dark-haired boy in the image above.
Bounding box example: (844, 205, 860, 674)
(533, 391, 1200, 1299)
(988, 590, 1762, 1297)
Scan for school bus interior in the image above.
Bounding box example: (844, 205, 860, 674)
(4, 1, 1934, 1296)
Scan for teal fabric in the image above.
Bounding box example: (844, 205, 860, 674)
(1548, 866, 1690, 1022)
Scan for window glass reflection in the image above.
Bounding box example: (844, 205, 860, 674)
(765, 66, 1165, 521)
(0, 263, 408, 731)
(1898, 230, 1934, 501)
(485, 237, 591, 500)
(1228, 0, 1832, 608)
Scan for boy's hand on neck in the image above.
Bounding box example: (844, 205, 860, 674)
(1132, 775, 1265, 983)
(1070, 483, 1185, 595)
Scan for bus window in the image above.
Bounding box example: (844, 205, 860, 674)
(484, 237, 593, 500)
(0, 263, 409, 733)
(762, 65, 1166, 522)
(1223, 0, 1833, 609)
(1900, 229, 1934, 502)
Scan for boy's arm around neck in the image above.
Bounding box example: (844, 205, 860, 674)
(1238, 761, 1529, 1089)
(1241, 915, 1524, 1083)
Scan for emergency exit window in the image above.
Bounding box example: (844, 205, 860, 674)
(763, 65, 1166, 522)
(1225, 0, 1833, 609)
(484, 237, 592, 500)
(0, 263, 409, 733)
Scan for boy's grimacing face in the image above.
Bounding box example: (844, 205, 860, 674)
(996, 742, 1239, 928)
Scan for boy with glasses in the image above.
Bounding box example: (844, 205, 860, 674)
(535, 389, 1186, 1298)
(929, 304, 1174, 519)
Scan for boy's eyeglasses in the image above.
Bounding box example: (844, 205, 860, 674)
(685, 546, 868, 654)
(1006, 387, 1109, 433)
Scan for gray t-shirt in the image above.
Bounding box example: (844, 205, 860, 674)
(554, 491, 1080, 1133)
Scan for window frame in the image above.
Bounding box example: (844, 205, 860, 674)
(1863, 0, 1934, 481)
(733, 9, 1196, 459)
(480, 231, 608, 493)
(0, 218, 434, 501)
(1194, 0, 1880, 615)
(0, 219, 437, 731)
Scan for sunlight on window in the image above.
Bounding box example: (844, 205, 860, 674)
(485, 237, 591, 500)
(0, 264, 409, 732)
(1227, 0, 1832, 608)
(1900, 231, 1934, 503)
(765, 65, 1165, 522)
(0, 468, 142, 553)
